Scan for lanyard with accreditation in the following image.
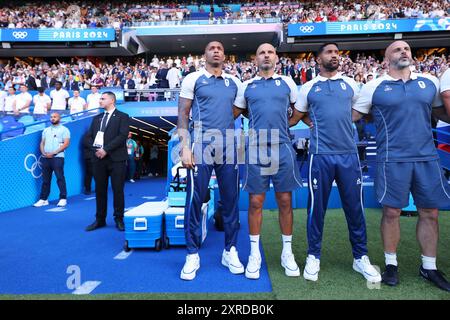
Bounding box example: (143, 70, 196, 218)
(93, 112, 109, 148)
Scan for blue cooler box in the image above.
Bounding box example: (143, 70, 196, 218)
(168, 191, 187, 207)
(124, 201, 169, 251)
(164, 203, 208, 247)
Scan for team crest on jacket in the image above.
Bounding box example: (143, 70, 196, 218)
(418, 81, 426, 89)
(275, 79, 281, 86)
(340, 82, 347, 90)
(224, 79, 230, 87)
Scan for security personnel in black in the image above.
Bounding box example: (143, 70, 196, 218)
(82, 132, 95, 195)
(85, 91, 129, 231)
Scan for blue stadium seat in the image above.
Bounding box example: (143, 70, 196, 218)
(18, 115, 35, 126)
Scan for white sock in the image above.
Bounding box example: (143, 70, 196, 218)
(249, 235, 261, 258)
(421, 255, 437, 270)
(384, 252, 398, 266)
(282, 234, 292, 255)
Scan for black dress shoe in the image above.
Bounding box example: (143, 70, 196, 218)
(420, 266, 450, 292)
(85, 220, 106, 232)
(382, 264, 399, 286)
(115, 219, 125, 231)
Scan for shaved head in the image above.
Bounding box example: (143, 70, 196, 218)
(256, 43, 276, 55)
(384, 40, 413, 70)
(255, 43, 278, 72)
(385, 41, 410, 59)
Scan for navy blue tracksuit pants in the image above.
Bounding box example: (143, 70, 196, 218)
(307, 153, 368, 259)
(184, 142, 240, 254)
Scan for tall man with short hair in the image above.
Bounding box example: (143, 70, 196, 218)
(353, 40, 450, 291)
(234, 43, 302, 279)
(33, 112, 70, 208)
(178, 41, 244, 280)
(85, 92, 130, 232)
(290, 42, 381, 283)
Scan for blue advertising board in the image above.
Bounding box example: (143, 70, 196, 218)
(0, 28, 116, 42)
(288, 18, 450, 37)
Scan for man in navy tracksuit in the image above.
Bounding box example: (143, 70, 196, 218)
(177, 41, 244, 280)
(289, 43, 381, 283)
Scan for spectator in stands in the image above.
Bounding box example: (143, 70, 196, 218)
(156, 62, 170, 89)
(64, 75, 80, 91)
(86, 85, 101, 112)
(42, 71, 56, 89)
(14, 84, 32, 115)
(33, 112, 70, 208)
(50, 81, 70, 111)
(68, 90, 87, 115)
(32, 87, 51, 117)
(0, 88, 6, 113)
(4, 87, 16, 115)
(306, 60, 320, 81)
(121, 73, 136, 101)
(26, 69, 38, 91)
(167, 63, 181, 89)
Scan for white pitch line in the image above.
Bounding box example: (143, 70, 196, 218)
(72, 281, 101, 295)
(45, 207, 67, 212)
(114, 250, 133, 260)
(84, 197, 96, 201)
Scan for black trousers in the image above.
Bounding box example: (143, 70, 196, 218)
(84, 158, 94, 192)
(40, 157, 67, 200)
(93, 157, 126, 222)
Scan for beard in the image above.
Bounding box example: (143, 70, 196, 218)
(393, 58, 411, 69)
(322, 60, 339, 72)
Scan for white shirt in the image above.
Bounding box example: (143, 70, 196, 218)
(0, 90, 7, 112)
(100, 108, 116, 130)
(166, 67, 180, 89)
(50, 88, 70, 110)
(87, 92, 101, 110)
(4, 94, 16, 112)
(441, 68, 450, 93)
(68, 96, 87, 114)
(15, 92, 33, 113)
(33, 94, 51, 114)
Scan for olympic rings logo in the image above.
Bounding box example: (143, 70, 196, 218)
(24, 154, 43, 179)
(12, 31, 28, 39)
(299, 26, 315, 33)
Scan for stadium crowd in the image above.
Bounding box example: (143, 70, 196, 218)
(0, 0, 449, 29)
(0, 49, 449, 114)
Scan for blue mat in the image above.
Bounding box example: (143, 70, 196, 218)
(0, 177, 272, 294)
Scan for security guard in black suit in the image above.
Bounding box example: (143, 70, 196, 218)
(85, 91, 130, 231)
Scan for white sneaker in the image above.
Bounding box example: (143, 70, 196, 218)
(57, 199, 67, 207)
(147, 173, 153, 177)
(129, 179, 135, 183)
(155, 173, 159, 177)
(281, 252, 300, 277)
(221, 246, 244, 274)
(245, 255, 262, 280)
(33, 199, 49, 207)
(303, 254, 320, 281)
(353, 255, 382, 283)
(180, 253, 200, 281)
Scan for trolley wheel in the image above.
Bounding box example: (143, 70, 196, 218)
(124, 240, 131, 252)
(155, 239, 162, 251)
